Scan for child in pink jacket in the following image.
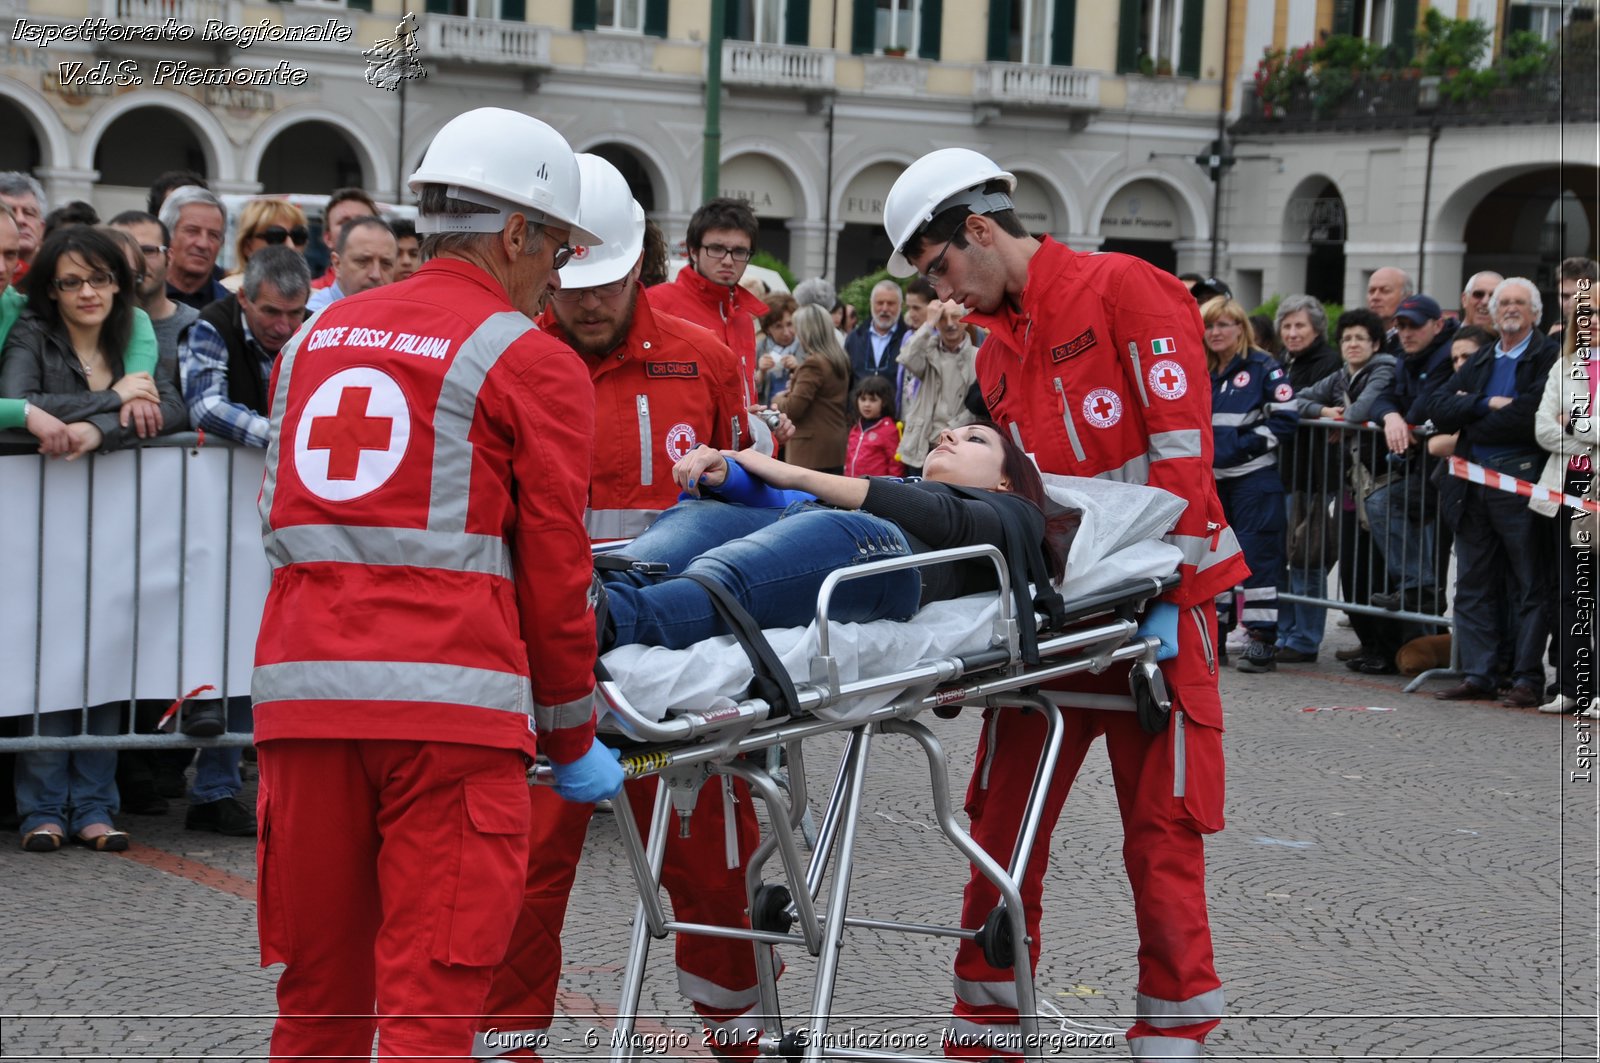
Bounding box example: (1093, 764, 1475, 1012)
(845, 374, 904, 478)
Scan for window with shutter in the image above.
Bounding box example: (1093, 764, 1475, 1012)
(593, 0, 645, 31)
(573, 0, 597, 27)
(728, 0, 787, 42)
(1049, 0, 1075, 66)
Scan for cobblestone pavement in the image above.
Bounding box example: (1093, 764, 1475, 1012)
(2, 629, 1596, 1061)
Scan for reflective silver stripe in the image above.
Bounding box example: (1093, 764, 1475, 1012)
(1215, 453, 1275, 478)
(954, 976, 1018, 1010)
(258, 307, 327, 530)
(1189, 605, 1215, 674)
(1129, 340, 1150, 406)
(1052, 377, 1086, 462)
(1241, 586, 1276, 600)
(253, 660, 531, 714)
(1128, 1035, 1205, 1060)
(678, 969, 763, 1011)
(1007, 421, 1025, 450)
(585, 507, 661, 540)
(1173, 709, 1186, 797)
(1043, 690, 1137, 712)
(430, 311, 535, 534)
(1268, 401, 1299, 415)
(1240, 609, 1276, 622)
(473, 1029, 548, 1060)
(534, 691, 594, 735)
(1150, 429, 1204, 462)
(263, 523, 511, 578)
(978, 710, 1000, 789)
(1211, 411, 1254, 426)
(1168, 527, 1243, 573)
(636, 393, 653, 487)
(1097, 453, 1151, 484)
(1137, 987, 1226, 1026)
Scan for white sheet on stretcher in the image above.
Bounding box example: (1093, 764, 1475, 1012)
(600, 475, 1186, 724)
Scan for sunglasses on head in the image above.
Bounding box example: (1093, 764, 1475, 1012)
(255, 225, 309, 246)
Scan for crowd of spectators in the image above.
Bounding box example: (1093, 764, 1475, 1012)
(1, 162, 1594, 852)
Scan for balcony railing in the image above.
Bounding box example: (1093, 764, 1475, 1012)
(1234, 69, 1594, 132)
(423, 14, 550, 67)
(722, 40, 834, 92)
(974, 61, 1099, 110)
(89, 0, 236, 30)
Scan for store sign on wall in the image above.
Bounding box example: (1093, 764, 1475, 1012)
(1100, 181, 1180, 237)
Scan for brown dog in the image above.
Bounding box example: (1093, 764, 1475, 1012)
(1397, 634, 1452, 676)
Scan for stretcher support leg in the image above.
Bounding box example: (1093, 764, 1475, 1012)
(610, 780, 674, 1063)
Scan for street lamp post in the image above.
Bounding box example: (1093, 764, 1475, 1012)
(703, 0, 725, 204)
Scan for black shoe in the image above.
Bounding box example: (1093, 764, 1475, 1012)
(1345, 655, 1370, 672)
(1274, 648, 1319, 663)
(1435, 681, 1495, 701)
(1370, 590, 1402, 611)
(1334, 645, 1372, 662)
(185, 796, 257, 837)
(1236, 639, 1277, 673)
(1358, 657, 1399, 675)
(179, 701, 226, 738)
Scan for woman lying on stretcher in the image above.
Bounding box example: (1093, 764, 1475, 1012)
(596, 424, 1076, 652)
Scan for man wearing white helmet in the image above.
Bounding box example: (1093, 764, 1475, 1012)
(478, 154, 775, 1060)
(251, 107, 623, 1061)
(883, 148, 1246, 1061)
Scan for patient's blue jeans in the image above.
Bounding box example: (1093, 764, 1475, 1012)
(603, 499, 921, 650)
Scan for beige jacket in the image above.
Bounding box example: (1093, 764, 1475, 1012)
(896, 324, 978, 467)
(1532, 350, 1597, 517)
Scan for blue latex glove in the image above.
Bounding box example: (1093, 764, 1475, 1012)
(1137, 602, 1180, 662)
(551, 741, 624, 804)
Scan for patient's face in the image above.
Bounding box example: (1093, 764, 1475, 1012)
(922, 424, 1008, 490)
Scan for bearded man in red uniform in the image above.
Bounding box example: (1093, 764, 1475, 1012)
(477, 155, 790, 1060)
(252, 108, 624, 1063)
(884, 149, 1247, 1062)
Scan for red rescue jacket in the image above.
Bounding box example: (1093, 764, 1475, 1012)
(538, 289, 749, 541)
(649, 266, 767, 416)
(253, 258, 599, 763)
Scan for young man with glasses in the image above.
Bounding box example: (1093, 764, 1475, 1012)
(882, 148, 1244, 1062)
(480, 154, 786, 1062)
(649, 197, 770, 436)
(109, 211, 197, 368)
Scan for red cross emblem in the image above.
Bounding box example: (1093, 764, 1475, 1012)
(308, 387, 393, 480)
(664, 422, 698, 461)
(1081, 387, 1123, 428)
(292, 366, 411, 502)
(1148, 359, 1187, 400)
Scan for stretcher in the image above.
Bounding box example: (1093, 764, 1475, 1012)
(541, 475, 1187, 1063)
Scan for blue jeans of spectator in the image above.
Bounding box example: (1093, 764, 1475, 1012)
(1363, 475, 1437, 595)
(190, 696, 254, 805)
(1278, 493, 1327, 655)
(15, 704, 120, 835)
(604, 498, 921, 650)
(1452, 483, 1548, 689)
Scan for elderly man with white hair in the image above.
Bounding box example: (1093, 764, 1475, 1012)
(843, 277, 911, 414)
(1422, 276, 1560, 708)
(1459, 269, 1504, 333)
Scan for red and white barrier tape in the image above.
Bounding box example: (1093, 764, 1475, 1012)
(1447, 456, 1600, 514)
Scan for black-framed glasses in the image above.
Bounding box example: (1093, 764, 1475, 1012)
(255, 225, 309, 246)
(53, 271, 116, 292)
(699, 242, 752, 262)
(139, 244, 168, 257)
(547, 275, 630, 303)
(922, 236, 957, 281)
(551, 243, 577, 270)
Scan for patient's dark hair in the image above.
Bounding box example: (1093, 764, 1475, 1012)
(989, 425, 1072, 584)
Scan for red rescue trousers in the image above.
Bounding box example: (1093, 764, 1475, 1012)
(257, 739, 532, 1063)
(482, 774, 765, 1058)
(946, 679, 1226, 1058)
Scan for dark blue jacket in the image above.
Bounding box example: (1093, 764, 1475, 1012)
(1210, 349, 1298, 478)
(1372, 317, 1458, 426)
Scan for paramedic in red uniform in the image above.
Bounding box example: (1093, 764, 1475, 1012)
(477, 155, 786, 1060)
(884, 149, 1247, 1062)
(647, 196, 768, 431)
(251, 108, 624, 1063)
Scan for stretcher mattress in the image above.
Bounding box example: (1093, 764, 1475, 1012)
(600, 474, 1186, 723)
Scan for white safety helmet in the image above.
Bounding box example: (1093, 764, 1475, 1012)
(882, 148, 1016, 277)
(408, 107, 603, 245)
(558, 154, 646, 290)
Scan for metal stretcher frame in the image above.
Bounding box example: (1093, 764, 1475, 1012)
(539, 544, 1181, 1063)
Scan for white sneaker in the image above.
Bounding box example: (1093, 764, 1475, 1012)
(1539, 694, 1578, 715)
(1225, 628, 1252, 653)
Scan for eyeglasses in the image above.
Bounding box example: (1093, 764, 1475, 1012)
(53, 271, 116, 292)
(1467, 290, 1491, 299)
(547, 275, 630, 303)
(698, 242, 752, 262)
(551, 242, 577, 270)
(139, 244, 168, 258)
(254, 225, 309, 247)
(922, 236, 957, 281)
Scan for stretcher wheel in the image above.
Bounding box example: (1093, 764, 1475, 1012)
(777, 1028, 809, 1062)
(752, 883, 794, 933)
(976, 904, 1015, 969)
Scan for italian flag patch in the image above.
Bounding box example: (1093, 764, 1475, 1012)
(1151, 337, 1176, 355)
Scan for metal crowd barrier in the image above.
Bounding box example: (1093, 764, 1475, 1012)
(1278, 416, 1459, 692)
(0, 434, 267, 752)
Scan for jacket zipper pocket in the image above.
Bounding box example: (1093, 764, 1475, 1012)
(1190, 605, 1216, 675)
(1172, 710, 1187, 797)
(1052, 377, 1087, 462)
(636, 394, 653, 486)
(1129, 341, 1151, 407)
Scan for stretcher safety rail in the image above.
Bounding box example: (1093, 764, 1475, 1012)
(530, 543, 1181, 1063)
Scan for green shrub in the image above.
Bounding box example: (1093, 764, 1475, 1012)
(839, 268, 901, 323)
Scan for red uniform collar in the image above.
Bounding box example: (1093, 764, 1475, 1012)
(672, 263, 769, 318)
(414, 257, 520, 309)
(966, 235, 1075, 356)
